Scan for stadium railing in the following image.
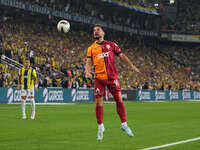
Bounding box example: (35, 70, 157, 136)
(1, 55, 44, 78)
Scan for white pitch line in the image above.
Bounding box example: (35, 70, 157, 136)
(184, 100, 200, 102)
(141, 137, 200, 150)
(36, 103, 75, 105)
(9, 103, 75, 105)
(142, 101, 166, 103)
(104, 101, 115, 104)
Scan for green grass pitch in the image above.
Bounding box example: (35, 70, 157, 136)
(0, 101, 200, 150)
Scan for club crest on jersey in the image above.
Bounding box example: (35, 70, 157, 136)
(114, 80, 119, 87)
(106, 44, 110, 49)
(97, 52, 109, 59)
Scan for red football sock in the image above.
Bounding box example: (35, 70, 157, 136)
(96, 104, 104, 124)
(113, 91, 127, 123)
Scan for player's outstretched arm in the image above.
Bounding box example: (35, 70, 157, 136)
(85, 57, 92, 79)
(33, 69, 38, 91)
(119, 53, 141, 74)
(34, 77, 38, 92)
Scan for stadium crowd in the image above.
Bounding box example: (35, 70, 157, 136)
(0, 20, 89, 88)
(111, 0, 157, 10)
(160, 0, 200, 33)
(18, 0, 159, 31)
(174, 0, 200, 33)
(162, 45, 200, 65)
(0, 0, 200, 90)
(109, 0, 199, 33)
(0, 18, 200, 90)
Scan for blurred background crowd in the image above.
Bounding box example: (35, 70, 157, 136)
(18, 0, 200, 33)
(18, 0, 160, 32)
(160, 0, 200, 33)
(0, 0, 200, 90)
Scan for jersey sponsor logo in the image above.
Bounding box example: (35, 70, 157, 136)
(97, 52, 109, 59)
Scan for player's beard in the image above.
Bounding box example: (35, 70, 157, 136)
(94, 34, 101, 40)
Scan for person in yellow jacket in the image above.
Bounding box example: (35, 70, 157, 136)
(17, 58, 38, 120)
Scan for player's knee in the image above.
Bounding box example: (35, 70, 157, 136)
(114, 92, 123, 103)
(95, 97, 103, 106)
(21, 96, 26, 100)
(96, 101, 103, 106)
(116, 100, 124, 106)
(29, 96, 34, 99)
(118, 95, 123, 103)
(117, 98, 123, 103)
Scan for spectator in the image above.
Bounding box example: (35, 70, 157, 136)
(0, 36, 2, 56)
(5, 46, 12, 58)
(61, 77, 69, 88)
(0, 72, 4, 87)
(0, 12, 199, 90)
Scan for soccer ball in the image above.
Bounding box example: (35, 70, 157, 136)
(57, 20, 70, 33)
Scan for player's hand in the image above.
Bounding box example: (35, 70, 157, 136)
(35, 87, 38, 92)
(131, 66, 141, 74)
(85, 72, 92, 79)
(135, 68, 141, 74)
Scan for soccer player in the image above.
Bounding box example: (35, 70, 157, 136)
(85, 25, 141, 140)
(17, 58, 38, 120)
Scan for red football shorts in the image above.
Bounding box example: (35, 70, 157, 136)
(94, 78, 121, 98)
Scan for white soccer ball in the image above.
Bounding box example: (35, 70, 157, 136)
(57, 20, 70, 33)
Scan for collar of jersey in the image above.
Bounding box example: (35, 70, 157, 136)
(96, 40, 105, 45)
